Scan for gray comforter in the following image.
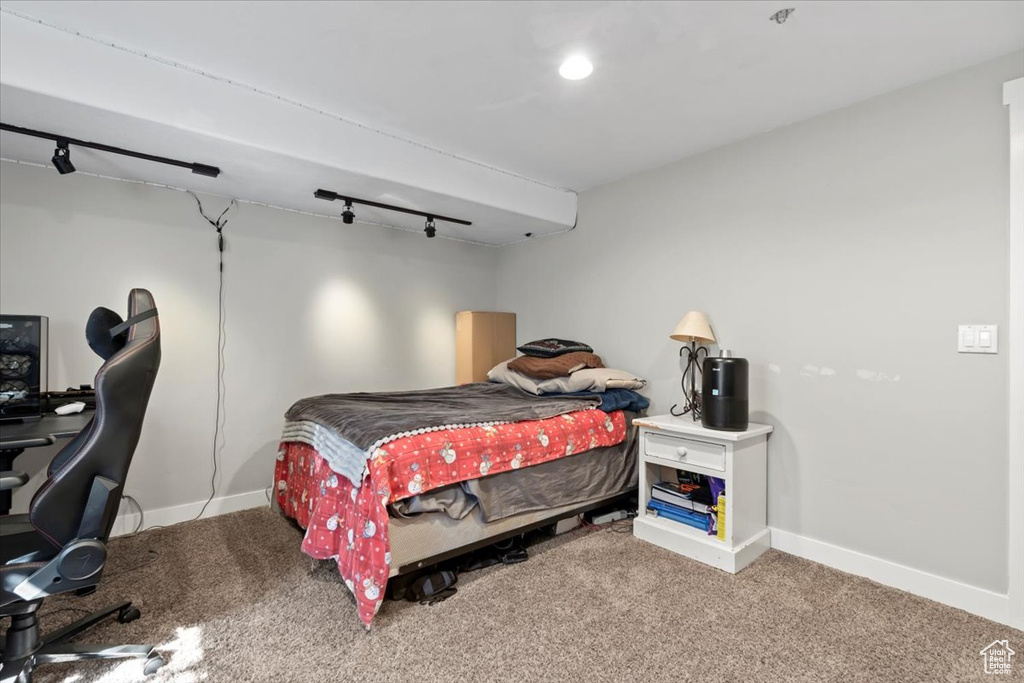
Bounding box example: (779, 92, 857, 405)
(284, 382, 600, 451)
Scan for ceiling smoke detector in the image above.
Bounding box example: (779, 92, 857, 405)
(769, 8, 795, 24)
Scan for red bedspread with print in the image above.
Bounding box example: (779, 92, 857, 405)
(275, 408, 626, 627)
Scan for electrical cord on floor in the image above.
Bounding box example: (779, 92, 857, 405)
(121, 494, 145, 534)
(610, 511, 638, 533)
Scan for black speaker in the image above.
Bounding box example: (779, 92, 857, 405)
(701, 352, 748, 431)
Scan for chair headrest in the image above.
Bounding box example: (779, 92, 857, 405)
(86, 307, 127, 360)
(85, 289, 159, 360)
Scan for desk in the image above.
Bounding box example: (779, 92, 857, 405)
(0, 411, 93, 514)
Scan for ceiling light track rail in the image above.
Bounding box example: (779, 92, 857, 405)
(314, 188, 472, 227)
(0, 122, 221, 177)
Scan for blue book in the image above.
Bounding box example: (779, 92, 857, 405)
(647, 499, 710, 531)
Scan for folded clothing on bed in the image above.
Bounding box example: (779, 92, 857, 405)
(507, 351, 604, 379)
(488, 360, 647, 395)
(556, 388, 650, 413)
(516, 338, 593, 357)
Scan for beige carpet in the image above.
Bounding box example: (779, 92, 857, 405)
(29, 507, 1021, 683)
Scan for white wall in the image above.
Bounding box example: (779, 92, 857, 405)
(497, 52, 1023, 595)
(2, 47, 1019, 609)
(0, 164, 498, 514)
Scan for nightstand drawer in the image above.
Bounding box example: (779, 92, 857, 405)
(644, 432, 726, 471)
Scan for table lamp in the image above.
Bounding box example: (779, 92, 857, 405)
(669, 311, 716, 420)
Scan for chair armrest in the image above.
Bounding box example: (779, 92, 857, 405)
(0, 470, 29, 491)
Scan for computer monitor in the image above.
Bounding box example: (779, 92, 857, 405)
(0, 315, 48, 423)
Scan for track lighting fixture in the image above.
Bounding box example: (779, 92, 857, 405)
(314, 189, 471, 235)
(341, 201, 355, 224)
(51, 140, 76, 175)
(1, 123, 221, 177)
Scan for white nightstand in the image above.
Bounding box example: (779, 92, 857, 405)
(633, 414, 772, 573)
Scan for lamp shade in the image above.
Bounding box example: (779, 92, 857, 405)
(670, 311, 716, 344)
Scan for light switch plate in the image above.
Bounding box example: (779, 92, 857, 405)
(958, 324, 998, 354)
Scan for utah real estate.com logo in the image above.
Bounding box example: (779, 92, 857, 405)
(980, 640, 1015, 675)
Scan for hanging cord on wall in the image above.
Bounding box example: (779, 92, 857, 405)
(132, 194, 236, 535)
(189, 192, 237, 521)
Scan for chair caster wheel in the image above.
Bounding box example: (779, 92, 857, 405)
(143, 655, 165, 675)
(117, 606, 141, 623)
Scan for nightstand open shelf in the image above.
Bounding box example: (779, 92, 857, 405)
(633, 415, 772, 574)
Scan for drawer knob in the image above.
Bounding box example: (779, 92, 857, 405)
(676, 447, 688, 458)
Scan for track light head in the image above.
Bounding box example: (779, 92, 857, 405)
(191, 163, 220, 178)
(312, 187, 471, 229)
(51, 141, 76, 175)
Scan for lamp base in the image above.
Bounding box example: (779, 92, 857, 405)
(669, 392, 702, 421)
(669, 342, 708, 421)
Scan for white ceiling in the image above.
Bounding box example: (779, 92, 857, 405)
(2, 0, 1021, 192)
(0, 84, 575, 245)
(0, 6, 579, 245)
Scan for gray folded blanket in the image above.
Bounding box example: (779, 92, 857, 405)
(284, 382, 600, 453)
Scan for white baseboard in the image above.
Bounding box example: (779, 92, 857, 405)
(769, 527, 1012, 627)
(111, 489, 269, 537)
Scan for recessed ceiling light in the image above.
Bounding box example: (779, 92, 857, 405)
(559, 55, 593, 81)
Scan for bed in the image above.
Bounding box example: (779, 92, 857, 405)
(273, 382, 641, 627)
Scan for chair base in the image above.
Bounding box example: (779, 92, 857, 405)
(1, 600, 164, 683)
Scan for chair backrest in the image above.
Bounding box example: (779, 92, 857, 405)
(30, 289, 161, 548)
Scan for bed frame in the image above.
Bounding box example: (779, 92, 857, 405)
(389, 487, 637, 576)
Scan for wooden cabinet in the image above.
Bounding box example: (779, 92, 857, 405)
(455, 311, 516, 384)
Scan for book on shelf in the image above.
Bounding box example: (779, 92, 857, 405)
(716, 494, 726, 541)
(651, 481, 710, 514)
(646, 499, 710, 532)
